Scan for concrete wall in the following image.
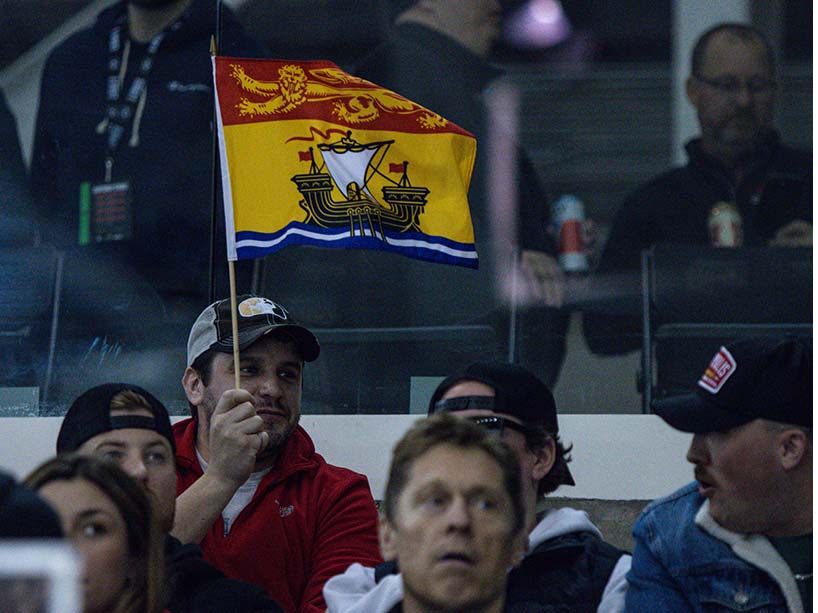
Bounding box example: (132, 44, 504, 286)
(1, 413, 692, 499)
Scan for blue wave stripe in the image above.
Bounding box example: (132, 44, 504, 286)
(234, 223, 478, 268)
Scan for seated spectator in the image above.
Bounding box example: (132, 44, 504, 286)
(380, 412, 527, 613)
(175, 295, 382, 610)
(626, 337, 811, 611)
(25, 454, 164, 613)
(56, 382, 281, 612)
(585, 23, 812, 355)
(324, 361, 629, 612)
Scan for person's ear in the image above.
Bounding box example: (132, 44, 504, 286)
(532, 437, 556, 481)
(378, 514, 399, 562)
(685, 75, 701, 108)
(182, 367, 204, 407)
(779, 428, 809, 471)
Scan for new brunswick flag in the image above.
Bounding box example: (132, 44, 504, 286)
(212, 57, 478, 268)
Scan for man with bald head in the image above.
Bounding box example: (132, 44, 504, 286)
(585, 23, 812, 355)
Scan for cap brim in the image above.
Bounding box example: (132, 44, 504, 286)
(213, 323, 320, 362)
(653, 392, 752, 433)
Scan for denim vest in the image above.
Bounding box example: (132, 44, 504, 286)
(625, 483, 803, 613)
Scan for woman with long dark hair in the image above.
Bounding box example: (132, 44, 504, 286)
(25, 454, 164, 613)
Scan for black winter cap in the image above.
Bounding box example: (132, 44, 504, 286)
(57, 383, 175, 454)
(428, 361, 559, 432)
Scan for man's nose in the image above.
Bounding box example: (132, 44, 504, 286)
(445, 497, 471, 531)
(121, 453, 149, 483)
(257, 375, 282, 399)
(733, 82, 753, 106)
(686, 434, 707, 465)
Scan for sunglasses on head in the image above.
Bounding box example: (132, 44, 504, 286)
(467, 415, 529, 437)
(434, 396, 532, 437)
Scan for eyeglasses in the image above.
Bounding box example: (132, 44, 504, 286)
(467, 415, 529, 437)
(694, 73, 776, 96)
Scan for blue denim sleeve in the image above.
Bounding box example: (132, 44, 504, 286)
(624, 511, 693, 612)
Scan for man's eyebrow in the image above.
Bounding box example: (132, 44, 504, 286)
(93, 440, 127, 449)
(465, 484, 504, 499)
(144, 439, 171, 449)
(414, 480, 504, 498)
(416, 479, 443, 489)
(278, 360, 302, 370)
(236, 355, 261, 365)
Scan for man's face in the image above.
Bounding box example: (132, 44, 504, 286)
(199, 334, 303, 459)
(686, 31, 775, 162)
(686, 419, 786, 534)
(380, 443, 526, 613)
(439, 381, 553, 517)
(77, 409, 176, 533)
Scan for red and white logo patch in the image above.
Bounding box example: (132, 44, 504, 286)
(697, 346, 736, 394)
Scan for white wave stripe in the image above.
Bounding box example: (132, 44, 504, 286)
(386, 236, 478, 259)
(236, 227, 478, 260)
(236, 226, 352, 249)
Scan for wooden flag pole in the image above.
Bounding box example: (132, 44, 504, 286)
(211, 0, 239, 389)
(228, 260, 241, 390)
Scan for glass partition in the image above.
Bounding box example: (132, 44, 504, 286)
(0, 0, 811, 417)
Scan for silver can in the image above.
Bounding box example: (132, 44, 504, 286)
(708, 201, 743, 247)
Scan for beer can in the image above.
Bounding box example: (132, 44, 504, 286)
(551, 194, 588, 273)
(708, 201, 743, 247)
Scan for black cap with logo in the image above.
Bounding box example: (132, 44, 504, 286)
(654, 336, 811, 433)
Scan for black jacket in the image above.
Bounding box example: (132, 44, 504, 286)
(504, 530, 625, 612)
(165, 535, 282, 613)
(30, 0, 263, 306)
(584, 133, 812, 355)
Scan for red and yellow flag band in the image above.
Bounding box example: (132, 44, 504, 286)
(212, 57, 478, 267)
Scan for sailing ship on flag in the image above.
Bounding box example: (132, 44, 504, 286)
(293, 131, 429, 238)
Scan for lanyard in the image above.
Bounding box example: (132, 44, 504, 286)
(103, 16, 183, 179)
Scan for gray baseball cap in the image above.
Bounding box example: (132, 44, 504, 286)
(187, 295, 320, 366)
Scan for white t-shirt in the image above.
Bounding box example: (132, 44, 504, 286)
(197, 450, 272, 536)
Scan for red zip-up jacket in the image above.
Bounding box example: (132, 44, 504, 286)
(174, 419, 382, 613)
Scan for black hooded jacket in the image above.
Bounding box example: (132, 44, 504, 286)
(30, 0, 264, 303)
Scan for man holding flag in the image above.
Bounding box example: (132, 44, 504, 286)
(173, 294, 382, 612)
